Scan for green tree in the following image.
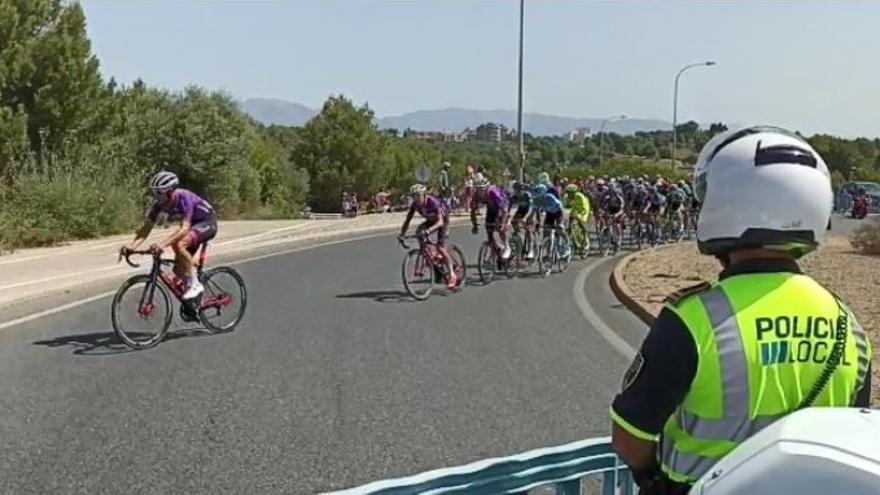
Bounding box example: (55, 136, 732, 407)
(292, 95, 389, 211)
(0, 1, 104, 155)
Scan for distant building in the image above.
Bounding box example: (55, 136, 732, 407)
(474, 122, 514, 143)
(443, 131, 469, 143)
(408, 130, 446, 142)
(566, 127, 592, 143)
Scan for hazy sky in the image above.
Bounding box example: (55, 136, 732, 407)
(82, 1, 879, 137)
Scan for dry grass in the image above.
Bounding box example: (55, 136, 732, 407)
(853, 218, 880, 255)
(623, 236, 879, 405)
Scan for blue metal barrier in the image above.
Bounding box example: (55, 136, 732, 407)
(327, 437, 637, 495)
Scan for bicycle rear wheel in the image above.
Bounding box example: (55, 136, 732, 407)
(556, 231, 572, 273)
(505, 234, 521, 278)
(477, 241, 496, 285)
(111, 275, 172, 350)
(600, 227, 613, 257)
(570, 222, 587, 259)
(402, 249, 434, 300)
(198, 266, 247, 333)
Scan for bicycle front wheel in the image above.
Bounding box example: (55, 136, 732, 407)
(538, 235, 554, 277)
(111, 275, 172, 350)
(477, 241, 496, 285)
(448, 244, 467, 288)
(402, 249, 434, 300)
(556, 231, 572, 273)
(198, 266, 247, 333)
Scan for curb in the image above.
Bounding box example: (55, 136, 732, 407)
(608, 248, 661, 326)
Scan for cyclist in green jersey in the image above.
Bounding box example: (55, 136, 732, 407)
(563, 184, 591, 253)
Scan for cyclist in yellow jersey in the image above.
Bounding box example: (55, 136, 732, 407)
(563, 184, 591, 246)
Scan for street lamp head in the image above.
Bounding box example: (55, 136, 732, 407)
(705, 61, 717, 66)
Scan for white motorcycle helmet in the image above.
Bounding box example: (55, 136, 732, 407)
(694, 126, 832, 258)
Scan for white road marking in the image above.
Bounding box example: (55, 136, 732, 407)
(214, 223, 306, 246)
(573, 259, 637, 360)
(0, 238, 127, 266)
(0, 223, 308, 291)
(0, 291, 117, 331)
(0, 265, 127, 290)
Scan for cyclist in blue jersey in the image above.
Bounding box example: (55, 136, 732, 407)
(537, 171, 561, 199)
(531, 183, 564, 229)
(399, 183, 456, 289)
(531, 183, 568, 258)
(123, 171, 217, 299)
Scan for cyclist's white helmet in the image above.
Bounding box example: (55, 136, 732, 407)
(694, 126, 832, 258)
(410, 183, 427, 195)
(150, 171, 179, 194)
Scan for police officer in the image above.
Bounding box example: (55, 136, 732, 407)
(610, 126, 873, 495)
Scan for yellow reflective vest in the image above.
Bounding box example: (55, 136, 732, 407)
(660, 272, 872, 483)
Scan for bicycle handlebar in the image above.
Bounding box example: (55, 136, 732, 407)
(398, 233, 432, 250)
(118, 248, 160, 268)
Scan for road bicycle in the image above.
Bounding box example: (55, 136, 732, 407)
(509, 220, 536, 271)
(630, 210, 650, 250)
(567, 217, 590, 259)
(661, 207, 685, 244)
(477, 223, 519, 283)
(595, 210, 621, 257)
(398, 234, 466, 301)
(537, 221, 571, 277)
(112, 244, 247, 350)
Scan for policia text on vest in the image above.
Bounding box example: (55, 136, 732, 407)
(756, 316, 852, 366)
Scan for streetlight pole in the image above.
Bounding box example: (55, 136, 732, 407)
(516, 0, 525, 182)
(599, 115, 626, 168)
(672, 61, 716, 168)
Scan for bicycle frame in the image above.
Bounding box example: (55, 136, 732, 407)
(126, 244, 230, 316)
(400, 235, 447, 273)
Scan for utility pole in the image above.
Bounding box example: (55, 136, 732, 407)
(516, 0, 525, 182)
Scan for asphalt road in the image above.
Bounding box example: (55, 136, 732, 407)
(0, 228, 645, 494)
(830, 212, 874, 238)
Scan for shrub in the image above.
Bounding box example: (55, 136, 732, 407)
(0, 171, 142, 250)
(852, 218, 880, 255)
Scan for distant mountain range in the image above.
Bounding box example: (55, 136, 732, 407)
(238, 98, 672, 136)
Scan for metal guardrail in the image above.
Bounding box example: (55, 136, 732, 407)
(308, 212, 344, 220)
(326, 437, 636, 495)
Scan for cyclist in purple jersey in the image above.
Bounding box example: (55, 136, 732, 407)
(398, 184, 456, 289)
(470, 179, 511, 260)
(122, 171, 217, 299)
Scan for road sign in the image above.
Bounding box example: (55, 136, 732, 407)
(503, 168, 511, 177)
(414, 164, 431, 183)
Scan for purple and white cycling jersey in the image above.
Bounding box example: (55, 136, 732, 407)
(410, 195, 446, 220)
(147, 188, 214, 224)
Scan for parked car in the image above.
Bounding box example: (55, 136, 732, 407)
(836, 181, 880, 214)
